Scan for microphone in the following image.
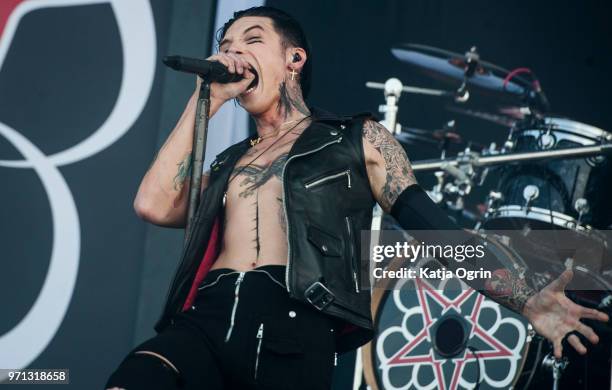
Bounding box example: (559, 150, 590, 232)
(162, 55, 244, 84)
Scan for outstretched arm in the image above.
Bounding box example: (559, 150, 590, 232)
(361, 119, 608, 357)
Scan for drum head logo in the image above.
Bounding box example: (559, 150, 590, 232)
(375, 277, 529, 389)
(0, 0, 155, 373)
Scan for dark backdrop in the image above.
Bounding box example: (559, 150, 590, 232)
(268, 0, 611, 183)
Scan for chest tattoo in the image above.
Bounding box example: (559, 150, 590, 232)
(233, 152, 289, 198)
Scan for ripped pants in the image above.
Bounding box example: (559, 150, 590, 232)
(104, 265, 341, 390)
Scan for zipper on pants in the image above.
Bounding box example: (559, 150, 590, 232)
(224, 271, 246, 342)
(254, 323, 264, 379)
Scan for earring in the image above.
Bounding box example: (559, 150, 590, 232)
(290, 69, 298, 80)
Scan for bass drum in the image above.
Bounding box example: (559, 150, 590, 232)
(363, 234, 533, 390)
(362, 237, 612, 390)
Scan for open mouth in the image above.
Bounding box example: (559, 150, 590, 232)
(244, 68, 259, 95)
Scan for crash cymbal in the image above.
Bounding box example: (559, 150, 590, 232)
(498, 105, 530, 120)
(445, 105, 518, 127)
(431, 128, 463, 143)
(395, 126, 463, 146)
(391, 43, 531, 102)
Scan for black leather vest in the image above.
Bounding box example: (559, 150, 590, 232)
(154, 107, 376, 352)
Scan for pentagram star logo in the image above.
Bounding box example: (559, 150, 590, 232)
(376, 277, 529, 390)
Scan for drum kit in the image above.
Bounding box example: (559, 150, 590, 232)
(361, 44, 612, 390)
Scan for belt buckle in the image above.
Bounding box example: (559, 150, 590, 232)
(305, 281, 335, 310)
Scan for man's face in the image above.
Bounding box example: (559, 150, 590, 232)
(219, 16, 289, 115)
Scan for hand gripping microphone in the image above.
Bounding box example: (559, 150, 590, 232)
(162, 55, 244, 83)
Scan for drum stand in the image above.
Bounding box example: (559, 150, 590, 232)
(352, 78, 409, 390)
(411, 141, 612, 173)
(542, 353, 568, 390)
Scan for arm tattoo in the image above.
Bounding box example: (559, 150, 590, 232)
(363, 120, 417, 210)
(484, 268, 537, 314)
(173, 151, 192, 191)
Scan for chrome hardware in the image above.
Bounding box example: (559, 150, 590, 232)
(254, 323, 264, 379)
(575, 198, 590, 223)
(304, 169, 351, 189)
(522, 185, 540, 207)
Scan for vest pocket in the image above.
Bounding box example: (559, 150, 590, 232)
(303, 168, 351, 190)
(307, 225, 343, 257)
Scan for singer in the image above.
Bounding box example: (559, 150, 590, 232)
(105, 6, 608, 390)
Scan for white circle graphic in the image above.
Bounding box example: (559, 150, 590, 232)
(0, 0, 156, 373)
(0, 0, 156, 168)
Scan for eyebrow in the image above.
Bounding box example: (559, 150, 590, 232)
(219, 25, 265, 49)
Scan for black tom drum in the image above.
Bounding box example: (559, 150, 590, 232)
(481, 117, 612, 270)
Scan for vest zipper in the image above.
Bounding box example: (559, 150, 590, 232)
(282, 136, 344, 293)
(304, 169, 351, 189)
(345, 216, 359, 293)
(254, 323, 264, 379)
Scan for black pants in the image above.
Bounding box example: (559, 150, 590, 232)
(105, 265, 341, 390)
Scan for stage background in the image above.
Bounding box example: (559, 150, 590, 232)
(0, 0, 610, 388)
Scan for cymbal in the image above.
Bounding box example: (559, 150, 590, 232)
(395, 126, 463, 146)
(498, 105, 530, 119)
(445, 105, 518, 127)
(391, 43, 530, 102)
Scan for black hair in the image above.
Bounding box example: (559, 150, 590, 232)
(216, 6, 312, 98)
